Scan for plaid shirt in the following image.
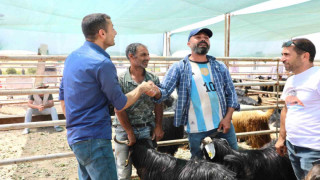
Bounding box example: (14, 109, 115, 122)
(156, 54, 240, 127)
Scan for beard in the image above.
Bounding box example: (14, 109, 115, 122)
(141, 60, 149, 68)
(192, 41, 210, 55)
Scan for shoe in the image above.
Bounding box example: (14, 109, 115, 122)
(22, 128, 30, 134)
(55, 126, 63, 132)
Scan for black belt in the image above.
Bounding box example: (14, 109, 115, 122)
(132, 122, 152, 128)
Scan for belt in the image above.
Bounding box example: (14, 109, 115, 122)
(132, 122, 152, 128)
(113, 122, 151, 129)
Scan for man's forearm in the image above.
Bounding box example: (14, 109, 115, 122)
(28, 102, 38, 109)
(279, 106, 287, 140)
(28, 104, 37, 109)
(225, 107, 235, 121)
(44, 101, 54, 108)
(154, 103, 163, 127)
(60, 100, 66, 117)
(116, 111, 134, 136)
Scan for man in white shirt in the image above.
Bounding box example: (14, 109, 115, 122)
(275, 38, 320, 180)
(22, 83, 63, 134)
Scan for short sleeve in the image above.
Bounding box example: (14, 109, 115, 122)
(29, 95, 34, 101)
(48, 94, 53, 100)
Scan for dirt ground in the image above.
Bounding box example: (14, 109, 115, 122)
(0, 104, 192, 180)
(0, 102, 275, 180)
(0, 104, 78, 179)
(0, 125, 192, 180)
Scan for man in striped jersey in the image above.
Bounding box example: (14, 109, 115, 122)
(152, 28, 240, 159)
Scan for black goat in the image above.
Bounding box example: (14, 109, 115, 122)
(269, 108, 281, 128)
(163, 95, 177, 112)
(202, 138, 296, 180)
(237, 95, 262, 106)
(256, 75, 284, 97)
(235, 88, 248, 96)
(158, 116, 185, 156)
(236, 88, 262, 106)
(158, 95, 185, 156)
(127, 138, 237, 180)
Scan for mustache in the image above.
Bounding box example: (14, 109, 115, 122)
(197, 41, 208, 46)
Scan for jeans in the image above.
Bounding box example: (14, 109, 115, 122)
(114, 125, 152, 180)
(70, 139, 117, 180)
(24, 107, 59, 128)
(286, 140, 320, 180)
(188, 123, 238, 159)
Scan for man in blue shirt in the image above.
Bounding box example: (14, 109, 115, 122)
(59, 13, 155, 180)
(152, 28, 240, 159)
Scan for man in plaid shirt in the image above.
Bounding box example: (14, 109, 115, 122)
(152, 28, 240, 159)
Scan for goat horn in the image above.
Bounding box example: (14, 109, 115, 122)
(113, 135, 129, 145)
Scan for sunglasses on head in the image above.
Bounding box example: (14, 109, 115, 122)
(283, 40, 309, 53)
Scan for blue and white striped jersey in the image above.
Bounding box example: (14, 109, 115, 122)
(186, 61, 222, 133)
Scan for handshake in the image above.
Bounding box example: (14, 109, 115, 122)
(139, 81, 160, 98)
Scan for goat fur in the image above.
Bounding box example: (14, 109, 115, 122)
(202, 138, 296, 180)
(237, 95, 262, 106)
(130, 139, 237, 180)
(158, 94, 185, 156)
(232, 109, 273, 148)
(157, 116, 184, 156)
(236, 88, 262, 106)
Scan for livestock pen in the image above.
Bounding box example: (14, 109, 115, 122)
(1, 55, 319, 179)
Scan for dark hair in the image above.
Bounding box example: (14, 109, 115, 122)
(81, 13, 110, 41)
(125, 43, 147, 60)
(282, 38, 316, 62)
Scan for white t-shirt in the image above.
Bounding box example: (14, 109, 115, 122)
(281, 66, 320, 150)
(187, 61, 222, 133)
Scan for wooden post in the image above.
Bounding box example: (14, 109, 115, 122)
(224, 13, 231, 68)
(163, 32, 171, 57)
(34, 44, 48, 87)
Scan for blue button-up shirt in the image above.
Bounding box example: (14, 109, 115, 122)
(156, 55, 240, 127)
(59, 41, 127, 145)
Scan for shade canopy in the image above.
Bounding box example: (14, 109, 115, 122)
(0, 0, 266, 34)
(171, 0, 320, 57)
(0, 0, 319, 57)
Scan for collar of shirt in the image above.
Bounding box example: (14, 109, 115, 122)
(84, 41, 110, 59)
(124, 68, 150, 85)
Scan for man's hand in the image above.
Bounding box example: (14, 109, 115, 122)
(152, 125, 164, 141)
(145, 85, 160, 97)
(218, 117, 231, 134)
(127, 133, 136, 146)
(38, 105, 45, 112)
(139, 81, 155, 94)
(275, 138, 287, 156)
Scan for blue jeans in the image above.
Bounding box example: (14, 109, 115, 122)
(188, 123, 238, 159)
(70, 139, 117, 180)
(114, 125, 152, 180)
(286, 140, 320, 180)
(24, 107, 60, 128)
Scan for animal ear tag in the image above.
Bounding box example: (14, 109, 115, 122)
(204, 143, 216, 159)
